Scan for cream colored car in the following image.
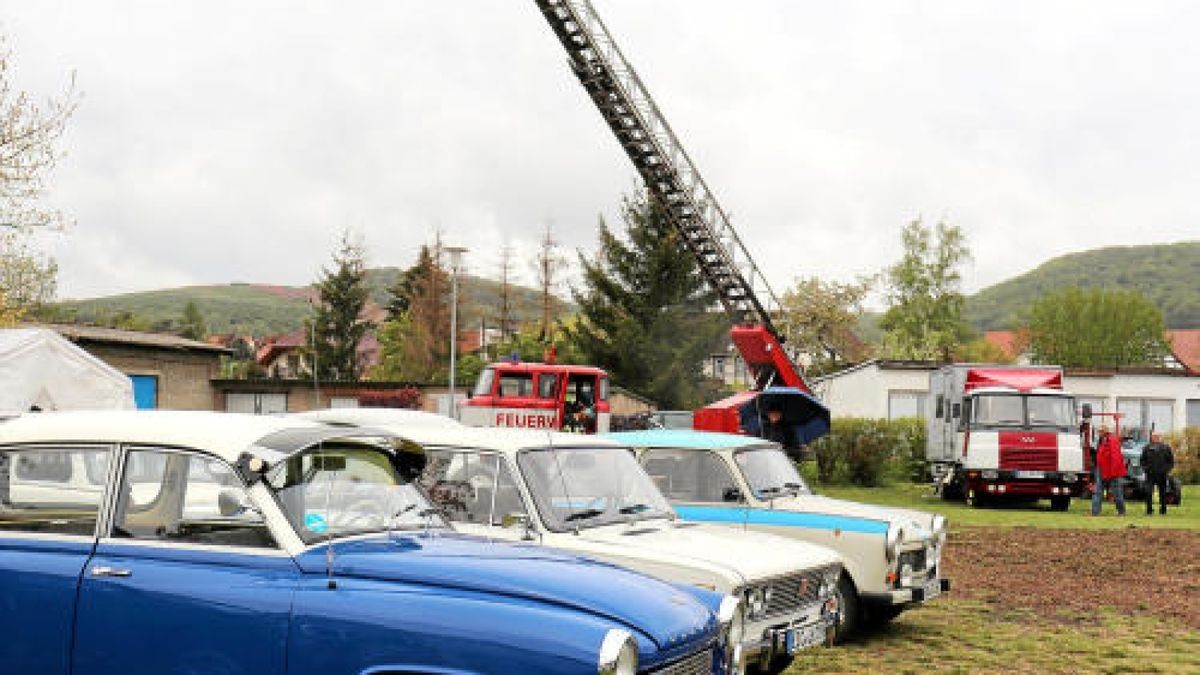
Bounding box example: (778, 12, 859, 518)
(299, 410, 843, 675)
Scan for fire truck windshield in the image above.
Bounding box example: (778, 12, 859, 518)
(971, 394, 1074, 430)
(517, 446, 674, 531)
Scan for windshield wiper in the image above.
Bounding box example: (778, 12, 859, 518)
(758, 486, 785, 497)
(564, 508, 605, 523)
(782, 482, 804, 494)
(618, 503, 651, 515)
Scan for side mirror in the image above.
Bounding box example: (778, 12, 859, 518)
(218, 489, 254, 517)
(722, 487, 743, 503)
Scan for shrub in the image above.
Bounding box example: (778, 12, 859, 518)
(1165, 427, 1200, 484)
(809, 417, 928, 487)
(358, 387, 422, 409)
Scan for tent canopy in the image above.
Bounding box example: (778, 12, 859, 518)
(0, 328, 135, 414)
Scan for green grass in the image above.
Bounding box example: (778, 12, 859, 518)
(813, 482, 1200, 531)
(786, 600, 1200, 674)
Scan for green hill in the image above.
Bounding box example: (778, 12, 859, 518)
(967, 241, 1200, 330)
(49, 268, 571, 338)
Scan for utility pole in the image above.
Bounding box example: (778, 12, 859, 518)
(446, 246, 467, 419)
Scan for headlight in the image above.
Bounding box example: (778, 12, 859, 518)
(719, 594, 745, 652)
(598, 629, 638, 675)
(931, 515, 947, 548)
(886, 526, 903, 562)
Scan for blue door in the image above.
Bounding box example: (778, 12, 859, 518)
(129, 375, 157, 409)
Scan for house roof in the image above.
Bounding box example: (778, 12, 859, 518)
(1166, 329, 1200, 374)
(983, 330, 1024, 360)
(30, 322, 230, 354)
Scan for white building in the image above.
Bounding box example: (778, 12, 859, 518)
(815, 359, 1200, 435)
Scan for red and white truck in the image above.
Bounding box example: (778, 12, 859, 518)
(926, 364, 1085, 510)
(460, 361, 612, 433)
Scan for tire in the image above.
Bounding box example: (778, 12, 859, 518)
(1050, 496, 1070, 511)
(940, 469, 965, 501)
(832, 574, 861, 643)
(864, 604, 905, 629)
(753, 654, 794, 675)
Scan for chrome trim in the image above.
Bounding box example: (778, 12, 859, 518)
(91, 565, 131, 577)
(96, 536, 293, 558)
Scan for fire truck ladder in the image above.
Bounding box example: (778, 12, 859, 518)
(535, 0, 810, 391)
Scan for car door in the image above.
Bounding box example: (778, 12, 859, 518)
(0, 444, 112, 675)
(72, 446, 295, 675)
(639, 448, 750, 524)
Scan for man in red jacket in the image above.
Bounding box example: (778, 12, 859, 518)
(1091, 425, 1127, 516)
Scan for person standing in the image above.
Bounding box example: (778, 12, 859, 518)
(1140, 432, 1176, 515)
(1091, 425, 1127, 516)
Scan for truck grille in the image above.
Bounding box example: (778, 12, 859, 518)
(763, 569, 825, 620)
(649, 648, 713, 675)
(999, 447, 1057, 471)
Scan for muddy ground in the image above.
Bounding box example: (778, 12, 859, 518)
(943, 526, 1200, 629)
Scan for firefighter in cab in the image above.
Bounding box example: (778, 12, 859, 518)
(562, 389, 596, 433)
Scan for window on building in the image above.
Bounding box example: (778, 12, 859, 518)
(0, 446, 112, 536)
(225, 392, 288, 415)
(888, 391, 928, 420)
(1188, 400, 1200, 429)
(711, 356, 727, 379)
(328, 396, 359, 409)
(1116, 398, 1175, 440)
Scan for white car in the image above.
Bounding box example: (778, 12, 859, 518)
(303, 410, 844, 675)
(609, 430, 951, 640)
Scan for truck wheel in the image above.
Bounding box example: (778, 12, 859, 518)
(753, 654, 794, 675)
(1050, 496, 1071, 511)
(832, 574, 861, 643)
(940, 470, 965, 501)
(966, 488, 986, 508)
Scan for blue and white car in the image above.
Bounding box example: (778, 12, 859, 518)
(0, 411, 738, 675)
(610, 430, 951, 640)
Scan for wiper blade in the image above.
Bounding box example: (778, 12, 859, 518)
(758, 486, 784, 496)
(619, 503, 651, 515)
(564, 508, 605, 523)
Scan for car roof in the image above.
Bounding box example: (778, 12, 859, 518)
(357, 423, 624, 455)
(605, 429, 772, 450)
(0, 410, 389, 463)
(294, 408, 463, 429)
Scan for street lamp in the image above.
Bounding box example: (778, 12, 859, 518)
(445, 245, 467, 419)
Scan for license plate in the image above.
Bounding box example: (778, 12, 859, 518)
(1014, 470, 1045, 479)
(786, 623, 829, 654)
(922, 578, 942, 602)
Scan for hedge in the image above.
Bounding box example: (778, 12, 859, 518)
(1165, 427, 1200, 484)
(809, 417, 927, 487)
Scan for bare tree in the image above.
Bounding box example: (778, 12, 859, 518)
(497, 243, 515, 340)
(534, 224, 566, 341)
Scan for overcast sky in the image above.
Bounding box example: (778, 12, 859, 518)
(3, 0, 1197, 303)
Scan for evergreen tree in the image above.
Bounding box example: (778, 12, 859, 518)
(565, 190, 725, 409)
(179, 301, 206, 341)
(311, 233, 369, 380)
(373, 240, 451, 382)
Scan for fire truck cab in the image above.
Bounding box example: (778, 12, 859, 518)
(461, 362, 611, 433)
(927, 365, 1085, 510)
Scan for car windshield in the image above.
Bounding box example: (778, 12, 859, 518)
(518, 446, 674, 531)
(265, 443, 443, 544)
(734, 447, 811, 497)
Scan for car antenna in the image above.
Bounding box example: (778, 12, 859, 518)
(322, 441, 338, 590)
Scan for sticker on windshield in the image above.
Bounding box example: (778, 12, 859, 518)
(304, 512, 329, 533)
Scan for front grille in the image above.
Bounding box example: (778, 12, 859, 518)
(999, 447, 1057, 471)
(648, 648, 712, 675)
(898, 549, 927, 574)
(762, 569, 824, 620)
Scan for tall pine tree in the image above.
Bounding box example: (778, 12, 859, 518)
(566, 190, 725, 409)
(373, 240, 451, 382)
(311, 232, 369, 380)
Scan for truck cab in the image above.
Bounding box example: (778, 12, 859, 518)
(928, 365, 1085, 509)
(461, 362, 612, 433)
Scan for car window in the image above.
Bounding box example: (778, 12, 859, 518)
(498, 373, 533, 397)
(537, 374, 558, 399)
(422, 450, 527, 526)
(641, 449, 738, 503)
(113, 448, 275, 549)
(0, 446, 111, 536)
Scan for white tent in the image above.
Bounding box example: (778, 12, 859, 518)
(0, 328, 136, 413)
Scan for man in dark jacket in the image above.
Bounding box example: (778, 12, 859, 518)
(1141, 432, 1175, 515)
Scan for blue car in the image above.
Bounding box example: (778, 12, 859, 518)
(0, 411, 736, 675)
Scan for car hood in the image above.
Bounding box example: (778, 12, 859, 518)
(562, 518, 840, 591)
(767, 495, 936, 543)
(294, 531, 716, 650)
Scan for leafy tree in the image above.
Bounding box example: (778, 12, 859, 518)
(879, 219, 972, 360)
(373, 241, 451, 383)
(1026, 287, 1170, 368)
(179, 301, 207, 340)
(565, 190, 726, 409)
(780, 276, 873, 374)
(310, 233, 370, 380)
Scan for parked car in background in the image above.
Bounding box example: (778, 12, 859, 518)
(609, 429, 951, 641)
(0, 411, 738, 675)
(300, 410, 843, 675)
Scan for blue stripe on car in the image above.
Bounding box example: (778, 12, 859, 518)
(674, 505, 890, 535)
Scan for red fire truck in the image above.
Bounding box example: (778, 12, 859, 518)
(926, 364, 1086, 509)
(460, 359, 612, 433)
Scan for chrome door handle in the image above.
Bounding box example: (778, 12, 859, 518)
(91, 565, 132, 578)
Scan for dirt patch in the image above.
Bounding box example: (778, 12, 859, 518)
(943, 526, 1200, 629)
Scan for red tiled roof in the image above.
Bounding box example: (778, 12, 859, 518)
(1166, 329, 1200, 374)
(984, 330, 1023, 360)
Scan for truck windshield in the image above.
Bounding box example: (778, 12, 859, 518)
(472, 368, 495, 397)
(971, 394, 1074, 429)
(266, 444, 443, 545)
(518, 447, 674, 531)
(734, 448, 811, 497)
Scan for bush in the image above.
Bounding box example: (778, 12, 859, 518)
(809, 417, 928, 487)
(358, 387, 422, 409)
(1165, 427, 1200, 484)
